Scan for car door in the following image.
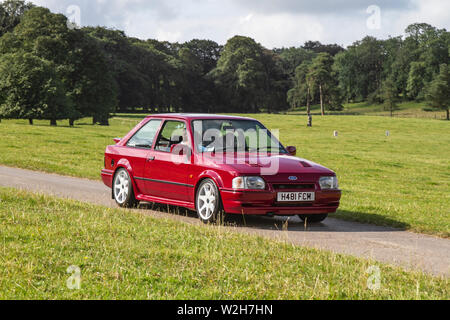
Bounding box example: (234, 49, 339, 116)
(125, 119, 163, 195)
(144, 120, 193, 202)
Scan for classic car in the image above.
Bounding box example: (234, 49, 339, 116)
(101, 114, 341, 223)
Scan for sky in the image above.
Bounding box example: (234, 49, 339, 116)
(25, 0, 450, 48)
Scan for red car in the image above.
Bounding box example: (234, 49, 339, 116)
(101, 114, 341, 223)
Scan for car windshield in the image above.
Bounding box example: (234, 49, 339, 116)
(192, 119, 288, 154)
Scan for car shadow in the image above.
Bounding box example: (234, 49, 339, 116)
(138, 203, 409, 233)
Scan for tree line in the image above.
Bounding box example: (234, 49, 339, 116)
(0, 1, 448, 126)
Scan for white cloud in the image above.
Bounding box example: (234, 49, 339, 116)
(230, 13, 325, 48)
(22, 0, 450, 48)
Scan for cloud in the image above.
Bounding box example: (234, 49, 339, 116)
(231, 0, 416, 15)
(29, 0, 179, 30)
(22, 0, 450, 48)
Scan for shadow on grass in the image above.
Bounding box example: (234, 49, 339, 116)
(139, 203, 409, 233)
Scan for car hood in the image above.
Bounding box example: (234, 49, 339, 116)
(202, 153, 335, 177)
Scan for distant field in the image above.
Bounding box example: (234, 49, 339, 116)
(0, 188, 447, 300)
(289, 101, 447, 120)
(0, 114, 449, 237)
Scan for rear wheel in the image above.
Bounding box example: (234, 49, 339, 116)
(298, 214, 328, 223)
(113, 168, 138, 208)
(196, 179, 223, 224)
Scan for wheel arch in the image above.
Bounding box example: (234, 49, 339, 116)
(111, 160, 139, 200)
(194, 171, 224, 211)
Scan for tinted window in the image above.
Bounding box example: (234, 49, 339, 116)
(127, 120, 162, 148)
(155, 121, 188, 152)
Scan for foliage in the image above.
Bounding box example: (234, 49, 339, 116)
(0, 0, 34, 37)
(0, 3, 448, 122)
(382, 78, 400, 116)
(426, 64, 450, 120)
(0, 51, 74, 123)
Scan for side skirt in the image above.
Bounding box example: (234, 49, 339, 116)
(135, 194, 196, 211)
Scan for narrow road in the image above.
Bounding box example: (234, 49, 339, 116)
(0, 165, 448, 277)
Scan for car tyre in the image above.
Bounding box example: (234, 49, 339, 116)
(113, 168, 138, 208)
(196, 179, 224, 224)
(298, 214, 328, 223)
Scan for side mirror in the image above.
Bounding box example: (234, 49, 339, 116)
(286, 146, 297, 156)
(113, 138, 122, 144)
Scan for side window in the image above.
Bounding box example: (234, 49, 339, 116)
(127, 120, 162, 149)
(155, 121, 188, 153)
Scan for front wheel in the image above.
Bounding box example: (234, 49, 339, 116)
(196, 179, 224, 224)
(298, 214, 328, 224)
(113, 168, 138, 208)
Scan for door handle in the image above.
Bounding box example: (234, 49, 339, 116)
(147, 156, 156, 162)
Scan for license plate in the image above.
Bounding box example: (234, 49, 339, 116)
(277, 192, 315, 202)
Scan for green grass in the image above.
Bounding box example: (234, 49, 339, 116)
(289, 101, 447, 119)
(0, 188, 448, 300)
(0, 117, 142, 179)
(0, 115, 449, 237)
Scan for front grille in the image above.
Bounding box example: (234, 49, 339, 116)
(272, 184, 316, 190)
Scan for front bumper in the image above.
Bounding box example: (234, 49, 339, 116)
(220, 189, 341, 215)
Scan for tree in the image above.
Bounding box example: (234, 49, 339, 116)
(303, 41, 344, 56)
(426, 64, 449, 120)
(382, 78, 399, 117)
(0, 0, 34, 37)
(287, 61, 312, 114)
(183, 39, 222, 74)
(1, 7, 118, 125)
(406, 61, 427, 99)
(333, 36, 385, 101)
(0, 52, 74, 125)
(404, 23, 449, 100)
(275, 47, 316, 80)
(210, 36, 267, 112)
(65, 30, 118, 126)
(308, 53, 336, 116)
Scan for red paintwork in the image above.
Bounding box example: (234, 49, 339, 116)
(102, 114, 341, 216)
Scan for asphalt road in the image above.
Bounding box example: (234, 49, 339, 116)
(0, 165, 448, 277)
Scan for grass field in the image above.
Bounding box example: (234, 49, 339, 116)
(0, 114, 449, 237)
(289, 101, 448, 119)
(0, 188, 448, 300)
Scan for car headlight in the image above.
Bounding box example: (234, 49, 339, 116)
(319, 176, 339, 190)
(232, 177, 266, 190)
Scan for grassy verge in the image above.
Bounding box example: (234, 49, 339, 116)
(0, 115, 449, 237)
(289, 101, 447, 119)
(0, 188, 448, 300)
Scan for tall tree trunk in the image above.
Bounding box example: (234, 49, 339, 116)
(447, 109, 449, 121)
(29, 119, 33, 125)
(69, 119, 75, 127)
(93, 115, 98, 125)
(99, 113, 110, 126)
(320, 84, 325, 116)
(307, 86, 311, 116)
(50, 119, 57, 126)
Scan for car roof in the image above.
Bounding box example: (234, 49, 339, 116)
(145, 114, 256, 121)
